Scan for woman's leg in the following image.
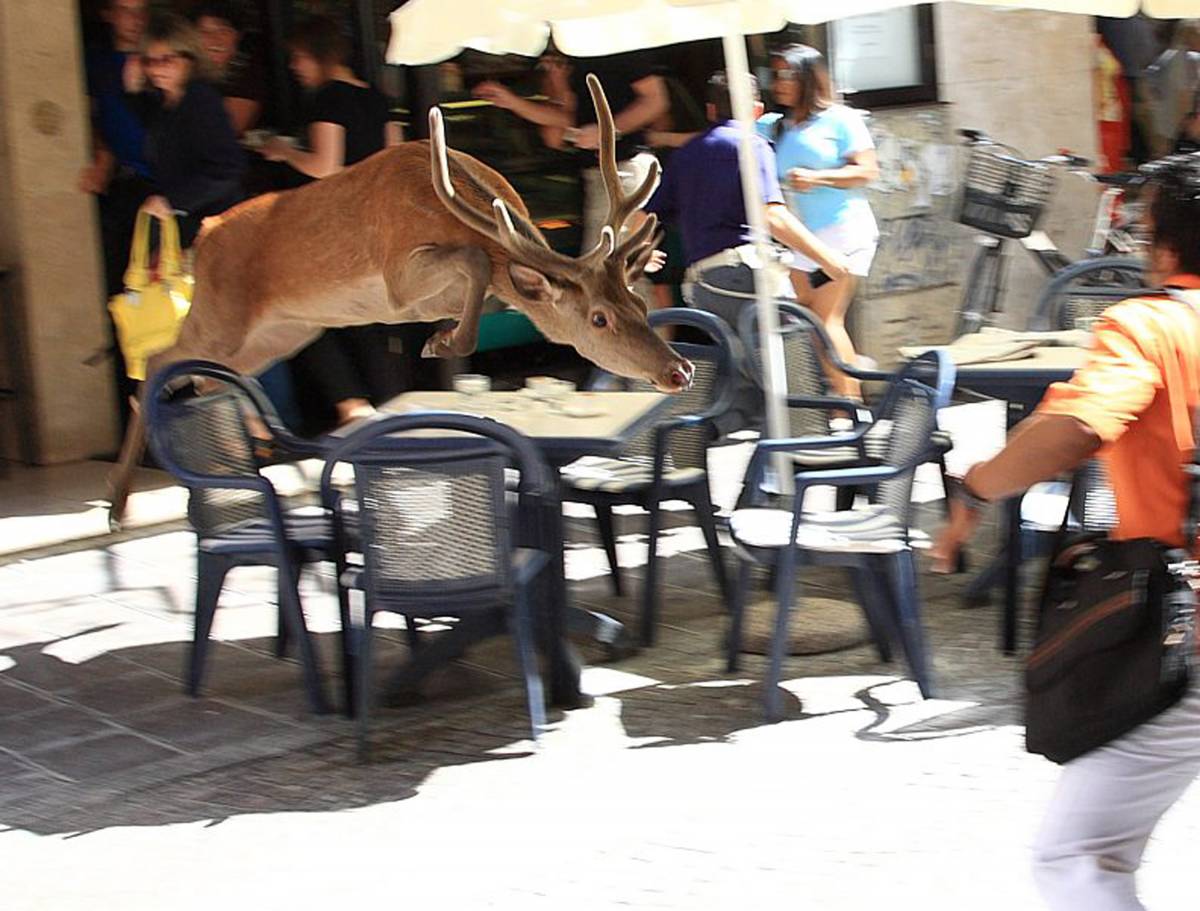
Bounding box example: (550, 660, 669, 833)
(1031, 685, 1200, 911)
(291, 329, 374, 429)
(805, 273, 862, 400)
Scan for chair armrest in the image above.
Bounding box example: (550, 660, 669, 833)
(793, 464, 900, 490)
(754, 430, 868, 453)
(786, 394, 867, 415)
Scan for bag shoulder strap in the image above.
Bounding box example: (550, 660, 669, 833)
(1163, 286, 1200, 544)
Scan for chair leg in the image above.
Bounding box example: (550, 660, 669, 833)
(190, 552, 232, 697)
(835, 485, 856, 511)
(335, 563, 355, 718)
(276, 555, 330, 714)
(276, 560, 303, 658)
(848, 565, 894, 664)
(511, 585, 547, 743)
(355, 609, 374, 761)
(641, 497, 664, 647)
(726, 557, 754, 673)
(885, 551, 935, 698)
(692, 483, 731, 611)
(593, 501, 624, 597)
(764, 555, 799, 722)
(404, 614, 422, 652)
(937, 451, 951, 519)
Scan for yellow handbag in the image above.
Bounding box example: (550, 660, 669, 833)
(107, 211, 193, 380)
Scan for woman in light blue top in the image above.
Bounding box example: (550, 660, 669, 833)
(764, 44, 879, 398)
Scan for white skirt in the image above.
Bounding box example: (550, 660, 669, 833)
(789, 216, 879, 278)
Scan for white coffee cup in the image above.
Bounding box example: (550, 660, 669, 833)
(453, 373, 491, 394)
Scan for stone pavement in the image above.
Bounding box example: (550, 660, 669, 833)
(2, 422, 1198, 909)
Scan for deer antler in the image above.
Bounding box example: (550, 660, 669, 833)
(429, 107, 585, 275)
(587, 73, 661, 252)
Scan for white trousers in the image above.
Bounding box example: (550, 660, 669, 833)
(581, 153, 657, 301)
(1032, 682, 1200, 910)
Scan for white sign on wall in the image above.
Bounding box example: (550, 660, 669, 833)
(830, 6, 923, 94)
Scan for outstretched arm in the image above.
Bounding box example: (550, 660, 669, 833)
(764, 203, 848, 281)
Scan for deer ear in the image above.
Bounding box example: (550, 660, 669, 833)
(508, 262, 561, 305)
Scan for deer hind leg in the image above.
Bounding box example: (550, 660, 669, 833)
(389, 245, 492, 359)
(106, 322, 320, 531)
(106, 340, 212, 531)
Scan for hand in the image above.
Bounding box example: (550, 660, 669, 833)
(821, 255, 850, 284)
(473, 81, 520, 111)
(1184, 112, 1200, 141)
(573, 123, 600, 150)
(78, 160, 112, 195)
(539, 57, 571, 96)
(788, 168, 821, 192)
(260, 136, 292, 162)
(929, 488, 985, 574)
(139, 195, 174, 220)
(122, 54, 145, 94)
(644, 249, 667, 274)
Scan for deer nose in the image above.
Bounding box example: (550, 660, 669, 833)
(664, 359, 694, 392)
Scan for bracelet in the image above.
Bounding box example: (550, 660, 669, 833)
(951, 474, 990, 511)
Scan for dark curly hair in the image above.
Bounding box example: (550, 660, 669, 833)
(288, 14, 350, 67)
(1146, 153, 1200, 276)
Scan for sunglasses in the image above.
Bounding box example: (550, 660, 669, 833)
(143, 52, 186, 67)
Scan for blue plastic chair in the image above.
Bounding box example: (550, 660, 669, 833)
(144, 359, 337, 714)
(561, 308, 738, 646)
(726, 350, 957, 720)
(319, 412, 554, 759)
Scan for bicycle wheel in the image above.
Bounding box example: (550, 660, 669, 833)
(1028, 256, 1149, 331)
(955, 243, 1002, 339)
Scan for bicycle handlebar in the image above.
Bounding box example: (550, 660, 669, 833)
(959, 128, 1094, 173)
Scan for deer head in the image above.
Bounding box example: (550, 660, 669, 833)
(428, 74, 693, 393)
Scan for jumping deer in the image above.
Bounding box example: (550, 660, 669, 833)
(107, 75, 692, 527)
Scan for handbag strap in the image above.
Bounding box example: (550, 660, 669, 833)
(122, 210, 154, 291)
(1048, 287, 1200, 551)
(1165, 286, 1200, 545)
(122, 212, 184, 291)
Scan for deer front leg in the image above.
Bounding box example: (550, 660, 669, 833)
(392, 246, 492, 359)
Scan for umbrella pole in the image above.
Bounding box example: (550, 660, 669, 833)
(721, 32, 792, 493)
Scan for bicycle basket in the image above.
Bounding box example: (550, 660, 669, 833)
(957, 145, 1057, 239)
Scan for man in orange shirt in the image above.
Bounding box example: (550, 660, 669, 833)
(934, 154, 1200, 910)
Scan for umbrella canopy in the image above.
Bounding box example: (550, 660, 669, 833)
(386, 0, 1195, 65)
(386, 0, 1197, 470)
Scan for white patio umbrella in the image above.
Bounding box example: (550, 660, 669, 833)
(387, 0, 1199, 461)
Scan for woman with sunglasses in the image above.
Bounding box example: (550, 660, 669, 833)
(133, 14, 245, 246)
(764, 44, 879, 399)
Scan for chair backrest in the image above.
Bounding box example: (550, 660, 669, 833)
(867, 351, 957, 523)
(738, 300, 845, 437)
(145, 360, 284, 537)
(605, 308, 737, 471)
(1029, 258, 1151, 331)
(319, 412, 553, 603)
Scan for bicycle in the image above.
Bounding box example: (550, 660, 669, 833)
(952, 129, 1148, 338)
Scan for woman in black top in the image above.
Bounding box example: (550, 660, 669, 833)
(259, 15, 404, 430)
(135, 14, 244, 247)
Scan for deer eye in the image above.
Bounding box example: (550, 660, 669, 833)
(591, 312, 608, 329)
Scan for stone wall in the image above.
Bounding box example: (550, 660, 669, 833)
(0, 0, 117, 463)
(852, 5, 1099, 367)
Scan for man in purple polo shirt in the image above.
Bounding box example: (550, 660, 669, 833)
(642, 71, 847, 331)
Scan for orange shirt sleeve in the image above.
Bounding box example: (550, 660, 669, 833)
(1036, 316, 1163, 446)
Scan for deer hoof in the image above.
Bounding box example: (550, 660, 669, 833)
(107, 505, 124, 533)
(421, 329, 458, 359)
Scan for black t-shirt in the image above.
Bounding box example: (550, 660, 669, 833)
(216, 50, 268, 108)
(569, 51, 655, 162)
(304, 80, 390, 166)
